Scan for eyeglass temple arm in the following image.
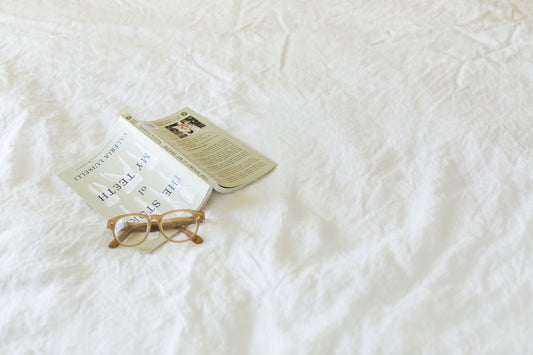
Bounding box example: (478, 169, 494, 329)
(108, 218, 203, 248)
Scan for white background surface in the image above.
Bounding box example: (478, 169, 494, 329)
(1, 1, 532, 354)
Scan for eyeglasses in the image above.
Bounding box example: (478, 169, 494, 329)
(106, 209, 205, 248)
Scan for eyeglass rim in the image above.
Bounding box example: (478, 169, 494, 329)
(159, 209, 202, 243)
(107, 209, 205, 247)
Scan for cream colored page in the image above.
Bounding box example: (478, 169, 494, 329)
(58, 117, 212, 252)
(125, 116, 214, 186)
(142, 107, 276, 191)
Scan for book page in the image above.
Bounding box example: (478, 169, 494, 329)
(58, 118, 212, 253)
(131, 108, 276, 192)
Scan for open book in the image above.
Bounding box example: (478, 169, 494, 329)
(59, 107, 276, 252)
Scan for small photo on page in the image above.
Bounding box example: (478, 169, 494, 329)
(165, 116, 205, 139)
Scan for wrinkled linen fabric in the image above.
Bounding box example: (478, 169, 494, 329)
(0, 1, 532, 354)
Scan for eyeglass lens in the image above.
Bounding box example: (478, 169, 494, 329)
(114, 215, 150, 246)
(160, 210, 199, 242)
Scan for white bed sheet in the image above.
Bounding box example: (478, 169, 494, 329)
(1, 1, 532, 354)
